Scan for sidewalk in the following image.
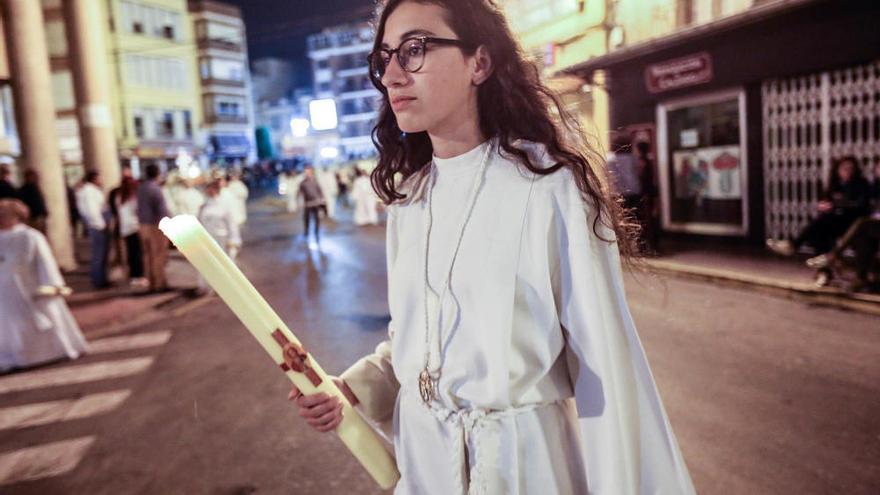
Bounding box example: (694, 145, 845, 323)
(65, 236, 203, 339)
(644, 240, 880, 316)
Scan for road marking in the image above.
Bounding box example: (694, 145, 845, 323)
(0, 357, 154, 394)
(0, 390, 132, 431)
(0, 436, 95, 485)
(87, 331, 172, 355)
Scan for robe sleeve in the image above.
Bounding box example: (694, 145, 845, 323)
(340, 205, 400, 438)
(32, 229, 66, 288)
(550, 175, 695, 495)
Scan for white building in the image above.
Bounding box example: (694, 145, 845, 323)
(306, 23, 379, 160)
(188, 0, 255, 165)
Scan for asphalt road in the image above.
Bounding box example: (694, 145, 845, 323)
(1, 203, 877, 494)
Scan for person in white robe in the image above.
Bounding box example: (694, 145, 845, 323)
(0, 199, 88, 372)
(196, 180, 241, 294)
(287, 2, 695, 494)
(351, 168, 379, 226)
(225, 172, 249, 227)
(176, 180, 205, 217)
(316, 167, 339, 219)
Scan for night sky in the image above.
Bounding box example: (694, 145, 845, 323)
(226, 0, 376, 86)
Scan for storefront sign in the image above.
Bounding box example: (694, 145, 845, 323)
(646, 52, 713, 94)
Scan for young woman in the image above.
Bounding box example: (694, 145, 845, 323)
(288, 1, 695, 493)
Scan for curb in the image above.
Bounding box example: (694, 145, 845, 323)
(78, 290, 213, 340)
(644, 259, 880, 316)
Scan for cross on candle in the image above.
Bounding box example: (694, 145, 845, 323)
(272, 329, 323, 387)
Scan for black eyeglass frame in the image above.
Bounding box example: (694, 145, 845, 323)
(368, 36, 472, 82)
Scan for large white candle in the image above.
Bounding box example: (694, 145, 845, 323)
(159, 215, 399, 489)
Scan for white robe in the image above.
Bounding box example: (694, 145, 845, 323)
(0, 224, 88, 372)
(351, 176, 378, 226)
(341, 140, 695, 495)
(317, 170, 339, 219)
(226, 179, 249, 226)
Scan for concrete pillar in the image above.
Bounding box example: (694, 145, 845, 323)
(63, 0, 120, 192)
(1, 0, 76, 270)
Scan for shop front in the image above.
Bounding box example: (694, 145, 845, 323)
(564, 0, 880, 243)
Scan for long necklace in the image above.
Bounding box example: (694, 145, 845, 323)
(419, 140, 493, 405)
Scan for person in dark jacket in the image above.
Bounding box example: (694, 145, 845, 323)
(806, 159, 880, 289)
(297, 165, 326, 243)
(768, 156, 871, 256)
(0, 164, 16, 199)
(17, 169, 48, 233)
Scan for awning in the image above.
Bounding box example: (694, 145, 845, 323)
(559, 0, 822, 76)
(210, 134, 251, 158)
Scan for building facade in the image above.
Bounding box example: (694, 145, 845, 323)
(306, 23, 379, 160)
(564, 0, 880, 243)
(189, 0, 254, 165)
(108, 0, 204, 174)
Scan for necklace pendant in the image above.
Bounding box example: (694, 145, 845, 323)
(418, 368, 436, 404)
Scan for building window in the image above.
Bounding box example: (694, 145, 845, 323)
(133, 115, 145, 138)
(657, 89, 747, 235)
(157, 112, 174, 138)
(125, 55, 187, 91)
(183, 110, 192, 137)
(121, 1, 180, 41)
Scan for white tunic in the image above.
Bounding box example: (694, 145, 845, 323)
(341, 140, 695, 495)
(225, 179, 249, 226)
(351, 176, 379, 226)
(0, 224, 88, 372)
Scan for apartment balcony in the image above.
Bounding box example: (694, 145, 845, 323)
(205, 113, 249, 125)
(201, 78, 246, 89)
(198, 38, 243, 52)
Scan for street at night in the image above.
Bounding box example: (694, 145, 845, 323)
(1, 203, 877, 494)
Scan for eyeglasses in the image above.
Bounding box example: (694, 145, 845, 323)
(368, 36, 470, 81)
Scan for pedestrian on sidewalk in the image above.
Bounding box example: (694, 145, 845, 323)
(287, 1, 695, 493)
(196, 179, 241, 295)
(0, 199, 87, 373)
(768, 156, 871, 257)
(298, 165, 325, 242)
(113, 175, 146, 287)
(137, 164, 171, 292)
(76, 171, 110, 289)
(17, 169, 47, 234)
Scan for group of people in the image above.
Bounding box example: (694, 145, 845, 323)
(73, 164, 249, 291)
(605, 133, 659, 254)
(768, 156, 880, 289)
(0, 165, 49, 233)
(281, 165, 379, 242)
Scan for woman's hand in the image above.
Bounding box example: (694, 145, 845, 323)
(288, 376, 358, 433)
(817, 200, 833, 213)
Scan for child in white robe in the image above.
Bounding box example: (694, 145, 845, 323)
(0, 199, 87, 372)
(287, 1, 696, 494)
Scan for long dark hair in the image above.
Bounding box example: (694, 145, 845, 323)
(369, 0, 637, 257)
(828, 155, 863, 192)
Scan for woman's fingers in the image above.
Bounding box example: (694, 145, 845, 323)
(288, 384, 301, 400)
(307, 402, 344, 427)
(315, 409, 344, 432)
(298, 395, 339, 419)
